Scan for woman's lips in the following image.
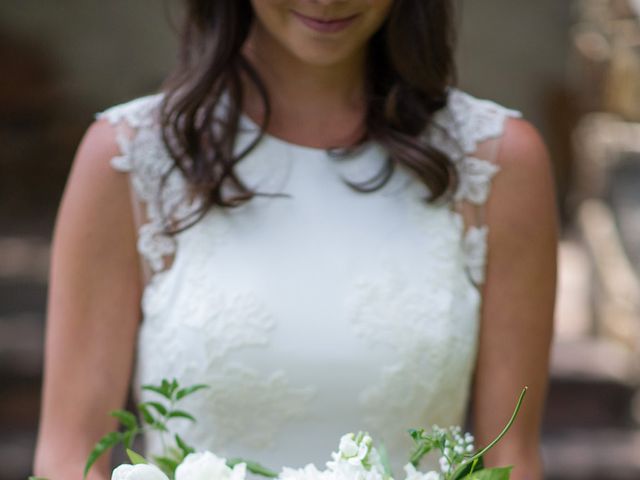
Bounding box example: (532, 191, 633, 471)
(291, 11, 360, 34)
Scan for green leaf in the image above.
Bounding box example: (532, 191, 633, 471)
(83, 431, 123, 479)
(167, 410, 196, 422)
(137, 404, 156, 425)
(161, 379, 171, 394)
(451, 456, 485, 480)
(152, 421, 169, 432)
(175, 434, 196, 456)
(377, 442, 393, 479)
(142, 385, 173, 400)
(109, 409, 138, 430)
(227, 458, 278, 478)
(466, 466, 513, 479)
(153, 455, 180, 477)
(408, 432, 435, 468)
(175, 383, 210, 400)
(126, 448, 148, 465)
(169, 378, 179, 396)
(166, 445, 184, 462)
(141, 401, 169, 416)
(122, 429, 138, 449)
(138, 404, 169, 432)
(28, 477, 50, 480)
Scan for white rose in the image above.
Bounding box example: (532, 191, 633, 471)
(111, 464, 170, 480)
(175, 451, 247, 480)
(279, 463, 330, 480)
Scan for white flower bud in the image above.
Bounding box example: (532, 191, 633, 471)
(339, 434, 359, 458)
(112, 464, 170, 480)
(357, 442, 369, 460)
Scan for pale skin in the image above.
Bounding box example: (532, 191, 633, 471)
(33, 1, 557, 479)
(33, 118, 144, 479)
(471, 117, 558, 480)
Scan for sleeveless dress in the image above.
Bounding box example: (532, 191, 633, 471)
(96, 88, 521, 476)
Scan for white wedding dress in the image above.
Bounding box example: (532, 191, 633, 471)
(96, 88, 521, 476)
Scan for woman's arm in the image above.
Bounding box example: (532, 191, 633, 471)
(32, 119, 143, 479)
(471, 118, 559, 480)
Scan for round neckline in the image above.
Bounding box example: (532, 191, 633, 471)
(238, 110, 374, 157)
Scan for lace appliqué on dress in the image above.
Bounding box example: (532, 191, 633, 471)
(453, 156, 500, 205)
(340, 91, 520, 465)
(180, 288, 277, 366)
(139, 362, 317, 456)
(98, 95, 318, 456)
(429, 88, 522, 286)
(460, 222, 489, 287)
(182, 364, 317, 452)
(96, 94, 204, 277)
(136, 280, 318, 454)
(345, 261, 478, 470)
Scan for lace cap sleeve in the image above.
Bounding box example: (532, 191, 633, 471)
(431, 88, 522, 287)
(93, 93, 188, 285)
(94, 94, 164, 172)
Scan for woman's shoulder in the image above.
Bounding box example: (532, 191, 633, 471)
(94, 92, 165, 130)
(432, 87, 524, 156)
(441, 88, 548, 170)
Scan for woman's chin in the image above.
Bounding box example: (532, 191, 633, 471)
(287, 41, 362, 68)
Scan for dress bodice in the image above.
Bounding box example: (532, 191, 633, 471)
(96, 89, 521, 476)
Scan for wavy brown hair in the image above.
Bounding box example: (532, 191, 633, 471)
(159, 0, 459, 233)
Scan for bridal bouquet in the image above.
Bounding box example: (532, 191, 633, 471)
(30, 379, 526, 480)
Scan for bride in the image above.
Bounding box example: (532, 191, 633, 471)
(33, 1, 558, 479)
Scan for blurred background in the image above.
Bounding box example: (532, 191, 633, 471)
(1, 0, 639, 479)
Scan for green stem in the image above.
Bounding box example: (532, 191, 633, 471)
(468, 458, 480, 476)
(160, 399, 175, 457)
(409, 442, 431, 467)
(444, 452, 455, 480)
(464, 386, 528, 464)
(227, 458, 278, 478)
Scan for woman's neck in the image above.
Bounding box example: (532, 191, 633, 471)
(240, 21, 368, 142)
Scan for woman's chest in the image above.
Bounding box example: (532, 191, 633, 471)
(132, 143, 482, 472)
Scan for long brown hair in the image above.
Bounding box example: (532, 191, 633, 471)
(159, 0, 459, 233)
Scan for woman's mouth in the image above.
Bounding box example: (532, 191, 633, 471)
(291, 11, 360, 34)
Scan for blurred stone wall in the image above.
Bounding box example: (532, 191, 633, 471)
(457, 0, 572, 138)
(0, 0, 178, 108)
